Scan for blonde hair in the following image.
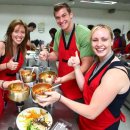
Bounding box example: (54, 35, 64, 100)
(91, 24, 113, 40)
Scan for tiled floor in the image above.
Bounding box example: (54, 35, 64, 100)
(119, 105, 130, 130)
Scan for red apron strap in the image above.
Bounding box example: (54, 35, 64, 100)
(120, 112, 126, 122)
(115, 111, 126, 123)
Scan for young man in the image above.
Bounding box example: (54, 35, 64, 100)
(39, 3, 94, 101)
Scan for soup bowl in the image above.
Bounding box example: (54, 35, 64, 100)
(38, 70, 57, 84)
(31, 83, 52, 103)
(20, 69, 36, 83)
(7, 83, 30, 102)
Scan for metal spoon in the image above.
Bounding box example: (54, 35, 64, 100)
(19, 72, 24, 88)
(30, 67, 35, 75)
(36, 84, 62, 96)
(44, 84, 62, 92)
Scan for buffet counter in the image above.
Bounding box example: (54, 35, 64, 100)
(0, 95, 79, 130)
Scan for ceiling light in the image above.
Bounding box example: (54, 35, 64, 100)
(80, 0, 117, 5)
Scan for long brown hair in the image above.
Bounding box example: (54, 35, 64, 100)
(4, 19, 28, 57)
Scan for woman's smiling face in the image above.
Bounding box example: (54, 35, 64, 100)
(91, 27, 113, 61)
(12, 24, 26, 46)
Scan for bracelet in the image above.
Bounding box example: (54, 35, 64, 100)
(1, 80, 5, 89)
(57, 94, 61, 102)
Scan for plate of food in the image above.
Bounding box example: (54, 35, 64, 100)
(16, 107, 53, 130)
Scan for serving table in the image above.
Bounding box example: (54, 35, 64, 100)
(0, 93, 79, 130)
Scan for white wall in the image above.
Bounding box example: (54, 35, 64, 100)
(0, 5, 130, 43)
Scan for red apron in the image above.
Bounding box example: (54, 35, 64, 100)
(112, 37, 122, 54)
(58, 29, 82, 100)
(125, 43, 130, 53)
(0, 51, 24, 81)
(0, 89, 4, 116)
(125, 43, 130, 59)
(0, 51, 24, 112)
(79, 63, 125, 130)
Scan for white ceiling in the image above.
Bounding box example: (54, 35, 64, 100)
(0, 0, 130, 11)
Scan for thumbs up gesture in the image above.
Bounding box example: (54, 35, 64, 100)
(68, 51, 80, 67)
(6, 57, 18, 70)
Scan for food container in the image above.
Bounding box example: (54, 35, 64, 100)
(20, 69, 36, 83)
(7, 83, 30, 102)
(39, 70, 57, 84)
(31, 83, 52, 103)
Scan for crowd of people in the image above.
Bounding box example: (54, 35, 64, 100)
(0, 2, 130, 130)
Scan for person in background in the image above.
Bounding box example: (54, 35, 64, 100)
(42, 28, 57, 52)
(48, 28, 57, 52)
(126, 30, 130, 45)
(39, 2, 94, 102)
(112, 28, 126, 54)
(47, 28, 58, 72)
(124, 30, 130, 59)
(37, 24, 130, 130)
(0, 19, 28, 107)
(87, 24, 94, 30)
(125, 30, 130, 53)
(26, 22, 37, 50)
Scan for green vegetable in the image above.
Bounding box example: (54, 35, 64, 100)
(27, 121, 39, 130)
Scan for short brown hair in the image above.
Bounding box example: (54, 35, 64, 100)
(53, 3, 71, 16)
